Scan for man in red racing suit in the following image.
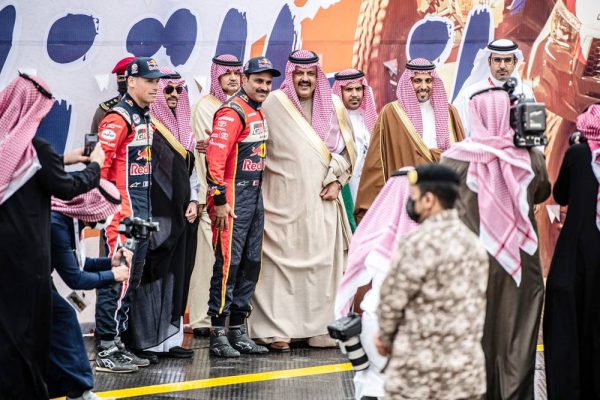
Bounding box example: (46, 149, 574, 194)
(94, 57, 169, 373)
(205, 56, 281, 357)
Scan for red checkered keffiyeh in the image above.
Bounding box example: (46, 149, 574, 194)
(51, 179, 121, 222)
(280, 50, 344, 153)
(443, 90, 536, 286)
(331, 69, 378, 133)
(149, 67, 195, 151)
(335, 167, 418, 318)
(396, 58, 451, 150)
(576, 104, 600, 232)
(210, 54, 243, 103)
(0, 74, 55, 206)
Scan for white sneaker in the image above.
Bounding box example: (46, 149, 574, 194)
(66, 390, 115, 400)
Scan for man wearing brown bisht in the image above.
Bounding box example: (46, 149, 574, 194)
(354, 58, 464, 224)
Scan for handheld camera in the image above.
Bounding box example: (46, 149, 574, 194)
(328, 313, 370, 371)
(112, 216, 159, 293)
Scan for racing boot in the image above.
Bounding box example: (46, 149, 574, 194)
(209, 327, 240, 358)
(227, 325, 269, 354)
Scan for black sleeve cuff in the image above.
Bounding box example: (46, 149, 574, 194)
(213, 192, 227, 206)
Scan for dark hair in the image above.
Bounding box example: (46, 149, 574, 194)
(417, 183, 458, 210)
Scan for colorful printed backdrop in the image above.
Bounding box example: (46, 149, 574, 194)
(2, 0, 598, 271)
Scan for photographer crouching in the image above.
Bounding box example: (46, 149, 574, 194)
(48, 179, 134, 399)
(441, 88, 551, 399)
(332, 168, 419, 400)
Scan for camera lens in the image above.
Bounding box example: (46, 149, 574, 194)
(343, 336, 370, 371)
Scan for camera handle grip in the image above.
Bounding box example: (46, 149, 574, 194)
(112, 238, 138, 294)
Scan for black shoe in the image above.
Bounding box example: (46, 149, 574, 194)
(95, 345, 138, 373)
(115, 341, 152, 367)
(154, 346, 194, 359)
(193, 327, 210, 337)
(209, 327, 240, 358)
(227, 325, 269, 354)
(132, 350, 159, 364)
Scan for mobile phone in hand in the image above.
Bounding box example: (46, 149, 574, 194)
(84, 133, 99, 156)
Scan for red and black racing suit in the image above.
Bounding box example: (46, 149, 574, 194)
(206, 89, 267, 326)
(95, 94, 153, 340)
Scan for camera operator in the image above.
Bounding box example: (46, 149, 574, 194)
(375, 164, 488, 400)
(333, 168, 418, 400)
(442, 89, 551, 400)
(48, 179, 133, 399)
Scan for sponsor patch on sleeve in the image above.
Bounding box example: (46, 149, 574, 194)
(100, 129, 117, 140)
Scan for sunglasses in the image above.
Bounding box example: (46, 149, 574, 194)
(19, 72, 53, 99)
(164, 86, 183, 95)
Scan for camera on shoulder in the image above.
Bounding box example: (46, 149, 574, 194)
(470, 77, 548, 148)
(503, 78, 548, 148)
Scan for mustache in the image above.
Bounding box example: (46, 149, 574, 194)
(167, 96, 178, 101)
(299, 80, 311, 85)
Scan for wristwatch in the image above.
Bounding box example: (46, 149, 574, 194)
(336, 180, 342, 190)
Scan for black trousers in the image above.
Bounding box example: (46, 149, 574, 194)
(207, 187, 263, 320)
(47, 289, 93, 398)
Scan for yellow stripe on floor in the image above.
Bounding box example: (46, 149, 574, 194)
(91, 362, 352, 399)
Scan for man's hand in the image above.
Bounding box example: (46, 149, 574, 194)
(212, 203, 236, 231)
(185, 202, 198, 223)
(195, 132, 210, 154)
(374, 333, 391, 357)
(63, 148, 90, 166)
(111, 247, 133, 268)
(88, 142, 106, 167)
(320, 181, 341, 201)
(111, 265, 130, 282)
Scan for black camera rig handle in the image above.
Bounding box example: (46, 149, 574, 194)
(111, 238, 137, 293)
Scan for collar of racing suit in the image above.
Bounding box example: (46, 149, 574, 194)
(233, 88, 262, 111)
(121, 93, 150, 115)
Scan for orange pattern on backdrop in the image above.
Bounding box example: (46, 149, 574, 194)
(250, 35, 268, 58)
(300, 0, 362, 74)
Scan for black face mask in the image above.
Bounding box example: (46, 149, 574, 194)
(406, 198, 421, 223)
(117, 80, 128, 96)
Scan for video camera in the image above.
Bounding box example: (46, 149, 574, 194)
(328, 313, 370, 371)
(112, 216, 159, 293)
(118, 216, 159, 241)
(503, 77, 548, 148)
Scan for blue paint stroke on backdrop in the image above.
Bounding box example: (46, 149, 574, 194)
(509, 0, 526, 15)
(47, 14, 98, 64)
(451, 8, 492, 101)
(407, 20, 451, 63)
(265, 5, 297, 89)
(164, 9, 197, 66)
(36, 100, 72, 154)
(215, 9, 247, 62)
(127, 18, 164, 57)
(0, 5, 16, 74)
